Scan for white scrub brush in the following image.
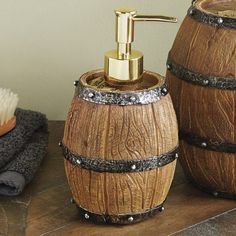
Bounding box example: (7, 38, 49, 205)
(0, 88, 19, 136)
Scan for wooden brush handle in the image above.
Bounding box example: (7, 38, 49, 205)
(0, 116, 16, 137)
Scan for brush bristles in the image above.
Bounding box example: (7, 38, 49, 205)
(0, 88, 19, 126)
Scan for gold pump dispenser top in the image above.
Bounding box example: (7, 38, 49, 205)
(104, 8, 177, 84)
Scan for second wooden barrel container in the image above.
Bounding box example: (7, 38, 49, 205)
(167, 0, 236, 198)
(62, 70, 178, 224)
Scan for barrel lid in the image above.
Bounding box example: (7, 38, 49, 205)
(79, 69, 164, 92)
(73, 69, 169, 106)
(196, 0, 236, 19)
(188, 0, 236, 29)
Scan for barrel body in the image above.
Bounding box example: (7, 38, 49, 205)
(167, 0, 236, 198)
(62, 70, 178, 224)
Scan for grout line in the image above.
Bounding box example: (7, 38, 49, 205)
(168, 207, 236, 236)
(40, 222, 73, 236)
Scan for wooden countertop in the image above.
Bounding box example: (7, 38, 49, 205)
(1, 121, 236, 236)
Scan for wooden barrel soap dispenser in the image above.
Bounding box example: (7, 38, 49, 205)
(61, 8, 178, 224)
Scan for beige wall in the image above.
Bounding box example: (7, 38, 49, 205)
(0, 0, 190, 120)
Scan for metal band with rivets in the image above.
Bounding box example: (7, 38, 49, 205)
(74, 201, 165, 224)
(186, 176, 236, 200)
(74, 80, 169, 105)
(187, 5, 236, 29)
(60, 143, 178, 173)
(180, 130, 236, 153)
(167, 56, 236, 90)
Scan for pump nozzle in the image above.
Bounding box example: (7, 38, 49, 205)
(104, 8, 177, 83)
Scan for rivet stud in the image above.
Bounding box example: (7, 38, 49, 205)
(130, 96, 136, 102)
(131, 164, 136, 170)
(218, 18, 223, 24)
(128, 216, 134, 222)
(88, 92, 94, 98)
(201, 142, 207, 147)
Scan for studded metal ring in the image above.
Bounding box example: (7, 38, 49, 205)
(60, 142, 178, 173)
(187, 5, 236, 29)
(73, 73, 169, 106)
(167, 56, 236, 90)
(71, 200, 165, 224)
(180, 130, 236, 153)
(186, 176, 236, 200)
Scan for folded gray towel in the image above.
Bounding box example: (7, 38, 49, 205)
(0, 108, 48, 196)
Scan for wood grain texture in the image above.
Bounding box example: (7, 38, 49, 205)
(170, 16, 236, 78)
(65, 160, 176, 215)
(63, 95, 178, 160)
(167, 72, 235, 142)
(166, 1, 236, 195)
(179, 140, 236, 194)
(63, 81, 178, 216)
